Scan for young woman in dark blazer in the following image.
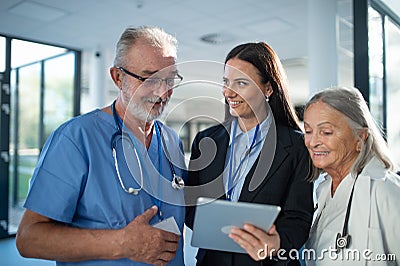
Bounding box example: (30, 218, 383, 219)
(186, 42, 314, 266)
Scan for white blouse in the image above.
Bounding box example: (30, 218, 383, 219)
(306, 174, 356, 265)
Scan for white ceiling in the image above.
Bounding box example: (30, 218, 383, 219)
(0, 0, 308, 62)
(0, 0, 353, 105)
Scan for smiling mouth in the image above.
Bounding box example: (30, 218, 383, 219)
(313, 151, 329, 156)
(228, 99, 244, 107)
(146, 97, 169, 105)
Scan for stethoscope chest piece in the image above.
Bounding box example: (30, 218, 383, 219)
(172, 174, 185, 190)
(128, 187, 140, 195)
(335, 232, 351, 253)
(335, 175, 358, 253)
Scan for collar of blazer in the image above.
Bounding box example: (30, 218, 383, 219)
(211, 122, 295, 202)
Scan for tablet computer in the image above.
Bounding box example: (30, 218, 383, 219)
(191, 197, 281, 253)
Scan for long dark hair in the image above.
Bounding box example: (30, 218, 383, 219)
(224, 42, 301, 131)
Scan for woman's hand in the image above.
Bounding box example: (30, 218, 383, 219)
(229, 224, 280, 261)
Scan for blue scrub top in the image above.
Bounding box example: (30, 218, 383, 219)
(24, 109, 186, 266)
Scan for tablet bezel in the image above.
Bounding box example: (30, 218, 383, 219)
(191, 197, 281, 253)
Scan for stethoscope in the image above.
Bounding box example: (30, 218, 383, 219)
(334, 176, 358, 253)
(111, 100, 184, 196)
(226, 121, 260, 201)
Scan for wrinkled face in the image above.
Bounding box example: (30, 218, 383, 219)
(120, 41, 177, 121)
(222, 58, 268, 121)
(303, 101, 360, 176)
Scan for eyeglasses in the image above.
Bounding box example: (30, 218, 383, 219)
(117, 67, 183, 89)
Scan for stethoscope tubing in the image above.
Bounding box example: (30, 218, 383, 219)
(110, 100, 184, 196)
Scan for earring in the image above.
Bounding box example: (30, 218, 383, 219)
(356, 141, 362, 152)
(265, 95, 269, 102)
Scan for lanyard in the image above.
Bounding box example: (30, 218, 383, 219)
(226, 122, 260, 201)
(153, 121, 165, 219)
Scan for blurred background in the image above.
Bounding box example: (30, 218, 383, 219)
(0, 0, 399, 264)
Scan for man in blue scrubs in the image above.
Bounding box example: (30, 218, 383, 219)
(16, 26, 186, 266)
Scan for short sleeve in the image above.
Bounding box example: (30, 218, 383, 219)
(24, 130, 88, 223)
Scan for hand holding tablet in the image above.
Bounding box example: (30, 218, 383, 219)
(191, 197, 281, 253)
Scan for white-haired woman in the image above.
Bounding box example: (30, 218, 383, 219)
(303, 86, 400, 265)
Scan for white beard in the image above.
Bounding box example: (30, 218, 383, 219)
(121, 79, 170, 122)
(127, 97, 167, 122)
(123, 93, 169, 122)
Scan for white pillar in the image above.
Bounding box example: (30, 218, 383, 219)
(89, 48, 106, 108)
(308, 0, 338, 95)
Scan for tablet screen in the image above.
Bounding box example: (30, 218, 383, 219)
(191, 197, 281, 253)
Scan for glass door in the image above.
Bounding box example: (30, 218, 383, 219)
(0, 37, 80, 237)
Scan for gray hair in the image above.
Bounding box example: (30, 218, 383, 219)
(113, 26, 177, 67)
(305, 86, 396, 181)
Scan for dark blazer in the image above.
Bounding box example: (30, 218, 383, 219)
(185, 122, 314, 266)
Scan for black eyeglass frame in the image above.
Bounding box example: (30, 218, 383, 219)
(117, 66, 183, 85)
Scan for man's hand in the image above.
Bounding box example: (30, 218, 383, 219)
(120, 206, 181, 266)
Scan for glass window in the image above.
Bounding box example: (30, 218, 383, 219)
(0, 36, 5, 72)
(13, 64, 41, 207)
(7, 39, 77, 235)
(11, 39, 67, 68)
(368, 7, 384, 126)
(337, 0, 354, 87)
(385, 17, 400, 165)
(167, 121, 191, 153)
(43, 53, 75, 141)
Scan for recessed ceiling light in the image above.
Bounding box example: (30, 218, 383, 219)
(200, 33, 235, 45)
